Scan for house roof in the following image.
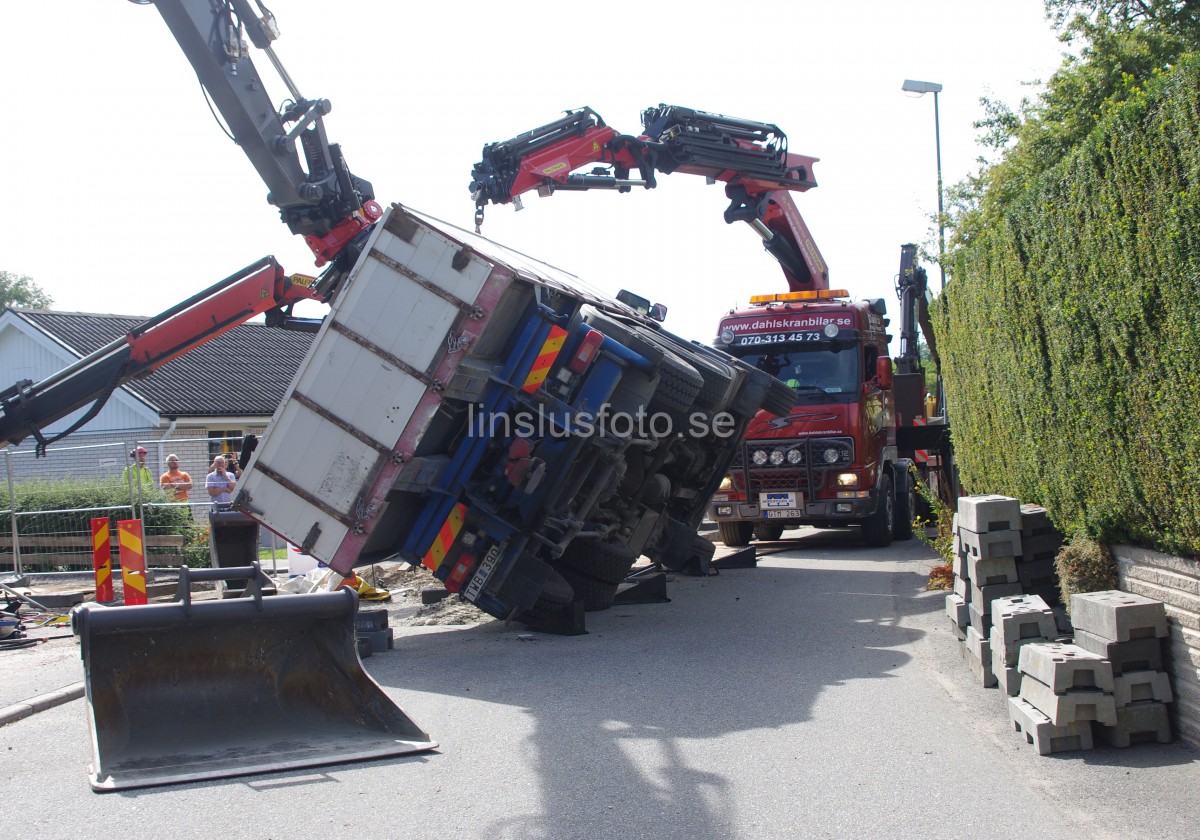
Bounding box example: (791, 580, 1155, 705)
(12, 309, 315, 418)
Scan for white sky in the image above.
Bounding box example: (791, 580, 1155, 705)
(1, 1, 1066, 345)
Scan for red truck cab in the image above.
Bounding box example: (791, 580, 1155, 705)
(708, 289, 914, 547)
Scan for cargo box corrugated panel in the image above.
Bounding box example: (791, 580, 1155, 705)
(237, 205, 598, 569)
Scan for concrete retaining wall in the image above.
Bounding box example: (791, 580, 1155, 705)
(1112, 544, 1200, 746)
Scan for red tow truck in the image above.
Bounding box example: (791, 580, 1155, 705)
(471, 104, 957, 548)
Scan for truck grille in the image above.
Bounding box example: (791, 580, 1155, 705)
(731, 437, 854, 498)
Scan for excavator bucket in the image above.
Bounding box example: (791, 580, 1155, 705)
(72, 564, 435, 792)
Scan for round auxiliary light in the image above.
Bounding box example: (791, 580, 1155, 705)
(823, 323, 839, 338)
(786, 449, 803, 465)
(822, 447, 840, 464)
(719, 328, 736, 346)
(769, 449, 786, 466)
(751, 448, 769, 466)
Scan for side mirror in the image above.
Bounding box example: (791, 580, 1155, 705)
(648, 303, 668, 323)
(876, 356, 893, 390)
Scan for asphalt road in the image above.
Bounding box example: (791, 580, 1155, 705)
(3, 529, 1199, 839)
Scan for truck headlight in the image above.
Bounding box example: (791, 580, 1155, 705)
(718, 475, 734, 492)
(769, 449, 785, 466)
(786, 449, 803, 465)
(751, 449, 768, 466)
(837, 473, 858, 487)
(822, 447, 841, 464)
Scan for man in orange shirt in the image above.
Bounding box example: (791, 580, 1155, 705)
(159, 454, 193, 502)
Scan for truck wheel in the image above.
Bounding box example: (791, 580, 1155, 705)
(553, 566, 620, 611)
(753, 523, 785, 542)
(557, 539, 637, 584)
(762, 377, 797, 417)
(861, 475, 895, 548)
(634, 327, 735, 411)
(718, 521, 753, 547)
(522, 570, 577, 620)
(647, 350, 703, 417)
(893, 473, 915, 541)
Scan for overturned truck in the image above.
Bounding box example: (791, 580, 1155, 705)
(238, 204, 794, 623)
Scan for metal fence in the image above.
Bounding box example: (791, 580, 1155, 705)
(1, 436, 283, 575)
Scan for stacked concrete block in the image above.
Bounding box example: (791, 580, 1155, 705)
(1070, 590, 1174, 747)
(1018, 505, 1065, 605)
(957, 496, 1023, 639)
(945, 514, 970, 642)
(989, 594, 1058, 696)
(964, 625, 998, 688)
(1014, 642, 1116, 753)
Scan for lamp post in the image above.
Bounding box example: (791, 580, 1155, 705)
(901, 79, 945, 290)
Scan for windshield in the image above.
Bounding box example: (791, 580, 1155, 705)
(736, 345, 861, 395)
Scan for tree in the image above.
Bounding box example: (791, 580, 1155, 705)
(0, 270, 53, 310)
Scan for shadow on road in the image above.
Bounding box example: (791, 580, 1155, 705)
(364, 556, 931, 839)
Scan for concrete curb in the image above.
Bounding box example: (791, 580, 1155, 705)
(0, 682, 85, 727)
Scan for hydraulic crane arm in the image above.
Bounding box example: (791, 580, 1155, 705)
(148, 0, 381, 268)
(0, 259, 320, 451)
(896, 243, 939, 375)
(469, 104, 830, 292)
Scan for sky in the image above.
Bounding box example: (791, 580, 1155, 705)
(0, 1, 1068, 346)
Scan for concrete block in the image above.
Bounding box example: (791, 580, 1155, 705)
(1018, 643, 1114, 694)
(1018, 674, 1118, 725)
(967, 554, 1020, 586)
(945, 592, 969, 628)
(1051, 606, 1073, 636)
(1095, 701, 1172, 747)
(957, 494, 1022, 533)
(966, 625, 992, 664)
(964, 642, 998, 689)
(952, 542, 967, 580)
(993, 593, 1051, 614)
(1020, 532, 1063, 562)
(357, 627, 394, 653)
(1009, 697, 1094, 755)
(959, 528, 1023, 562)
(968, 602, 992, 637)
(991, 624, 1047, 667)
(1072, 628, 1163, 675)
(994, 603, 1058, 647)
(1112, 670, 1173, 707)
(1019, 504, 1056, 536)
(992, 645, 1023, 696)
(951, 621, 967, 641)
(953, 574, 971, 605)
(970, 581, 1024, 615)
(1069, 590, 1169, 642)
(1017, 556, 1058, 588)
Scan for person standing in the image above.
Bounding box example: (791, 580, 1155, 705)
(159, 454, 193, 502)
(122, 446, 152, 486)
(205, 455, 237, 510)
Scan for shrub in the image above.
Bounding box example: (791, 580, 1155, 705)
(913, 467, 955, 590)
(1054, 536, 1119, 614)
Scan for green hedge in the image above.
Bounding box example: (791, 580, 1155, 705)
(937, 56, 1200, 556)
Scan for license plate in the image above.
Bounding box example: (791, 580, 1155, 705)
(759, 491, 798, 509)
(765, 509, 805, 519)
(464, 543, 503, 601)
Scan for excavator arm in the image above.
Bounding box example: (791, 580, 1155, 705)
(0, 259, 319, 451)
(470, 104, 830, 292)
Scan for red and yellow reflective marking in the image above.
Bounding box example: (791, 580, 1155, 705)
(118, 519, 147, 606)
(91, 518, 113, 602)
(422, 503, 467, 572)
(521, 325, 569, 393)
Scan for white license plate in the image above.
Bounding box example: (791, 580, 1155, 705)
(765, 509, 805, 519)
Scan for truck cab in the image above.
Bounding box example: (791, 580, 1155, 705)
(708, 290, 914, 547)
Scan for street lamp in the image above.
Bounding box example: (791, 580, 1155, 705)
(901, 79, 945, 290)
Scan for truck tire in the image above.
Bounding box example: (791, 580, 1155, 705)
(522, 570, 577, 621)
(893, 472, 915, 541)
(553, 566, 620, 611)
(753, 522, 785, 542)
(648, 350, 703, 414)
(634, 327, 735, 411)
(557, 539, 637, 584)
(718, 520, 753, 547)
(762, 377, 797, 417)
(861, 474, 895, 548)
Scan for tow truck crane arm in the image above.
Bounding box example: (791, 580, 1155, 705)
(0, 259, 319, 451)
(469, 104, 830, 292)
(148, 0, 381, 272)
